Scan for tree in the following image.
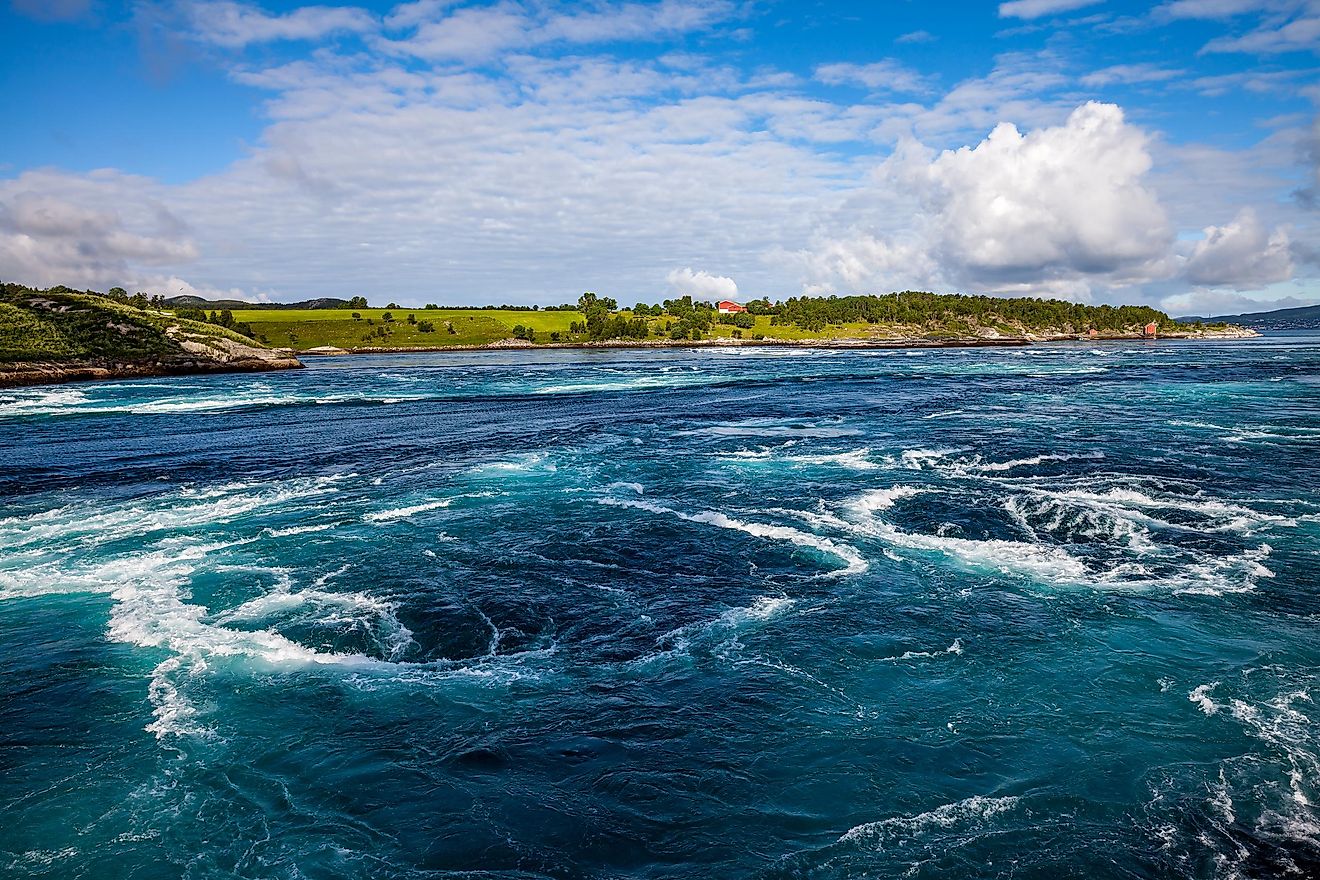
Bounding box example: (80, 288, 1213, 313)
(347, 296, 368, 309)
(386, 302, 400, 309)
(352, 312, 362, 320)
(407, 313, 417, 324)
(108, 287, 128, 300)
(418, 320, 435, 333)
(382, 311, 394, 323)
(424, 303, 438, 310)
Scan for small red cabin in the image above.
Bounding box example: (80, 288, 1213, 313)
(1144, 322, 1158, 338)
(717, 300, 747, 314)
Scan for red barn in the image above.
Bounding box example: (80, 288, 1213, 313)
(1144, 322, 1158, 338)
(717, 300, 747, 314)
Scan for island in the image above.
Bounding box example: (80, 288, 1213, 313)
(1, 284, 1256, 388)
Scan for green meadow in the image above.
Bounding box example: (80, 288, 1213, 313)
(228, 308, 839, 350)
(230, 308, 582, 349)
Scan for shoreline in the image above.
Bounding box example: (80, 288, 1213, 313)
(0, 358, 302, 390)
(0, 329, 1259, 389)
(296, 328, 1257, 357)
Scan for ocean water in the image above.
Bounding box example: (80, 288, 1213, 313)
(2, 336, 1319, 879)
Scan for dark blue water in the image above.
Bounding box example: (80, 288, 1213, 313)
(2, 337, 1319, 879)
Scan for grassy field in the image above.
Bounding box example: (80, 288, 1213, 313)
(227, 307, 920, 350)
(230, 308, 584, 349)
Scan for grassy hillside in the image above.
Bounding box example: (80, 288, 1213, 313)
(0, 284, 300, 384)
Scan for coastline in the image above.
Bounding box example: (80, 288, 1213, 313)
(0, 328, 1259, 388)
(0, 356, 302, 390)
(297, 327, 1259, 357)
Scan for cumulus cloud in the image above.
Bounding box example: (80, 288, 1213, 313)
(1184, 209, 1294, 287)
(786, 102, 1175, 299)
(923, 102, 1171, 279)
(998, 0, 1102, 20)
(666, 268, 738, 299)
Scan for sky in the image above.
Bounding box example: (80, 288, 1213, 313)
(1, 0, 1318, 314)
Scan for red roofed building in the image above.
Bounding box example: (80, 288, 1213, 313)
(1144, 322, 1158, 338)
(717, 300, 747, 314)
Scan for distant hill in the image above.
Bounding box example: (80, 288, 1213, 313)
(163, 295, 354, 311)
(1177, 303, 1320, 330)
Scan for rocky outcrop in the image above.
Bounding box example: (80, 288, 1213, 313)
(0, 285, 304, 388)
(0, 329, 301, 388)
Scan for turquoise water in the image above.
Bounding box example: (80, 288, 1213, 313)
(2, 337, 1319, 879)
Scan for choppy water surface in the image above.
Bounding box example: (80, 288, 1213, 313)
(3, 337, 1319, 879)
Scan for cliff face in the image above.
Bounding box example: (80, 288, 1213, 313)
(0, 286, 302, 388)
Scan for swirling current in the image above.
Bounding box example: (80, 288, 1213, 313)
(2, 337, 1319, 879)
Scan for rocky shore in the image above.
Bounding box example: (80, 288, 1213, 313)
(300, 325, 1259, 357)
(0, 328, 302, 388)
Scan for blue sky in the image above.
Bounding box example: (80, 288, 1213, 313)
(2, 0, 1317, 314)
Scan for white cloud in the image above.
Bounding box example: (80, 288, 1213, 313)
(381, 3, 530, 60)
(777, 234, 940, 296)
(922, 102, 1171, 279)
(541, 0, 735, 43)
(787, 102, 1175, 298)
(1203, 12, 1320, 53)
(1184, 209, 1295, 287)
(814, 60, 931, 94)
(381, 0, 738, 62)
(896, 30, 936, 44)
(188, 1, 377, 48)
(666, 267, 738, 300)
(998, 0, 1103, 20)
(383, 0, 459, 29)
(1154, 0, 1282, 19)
(2, 9, 1314, 309)
(1082, 63, 1186, 87)
(0, 185, 198, 290)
